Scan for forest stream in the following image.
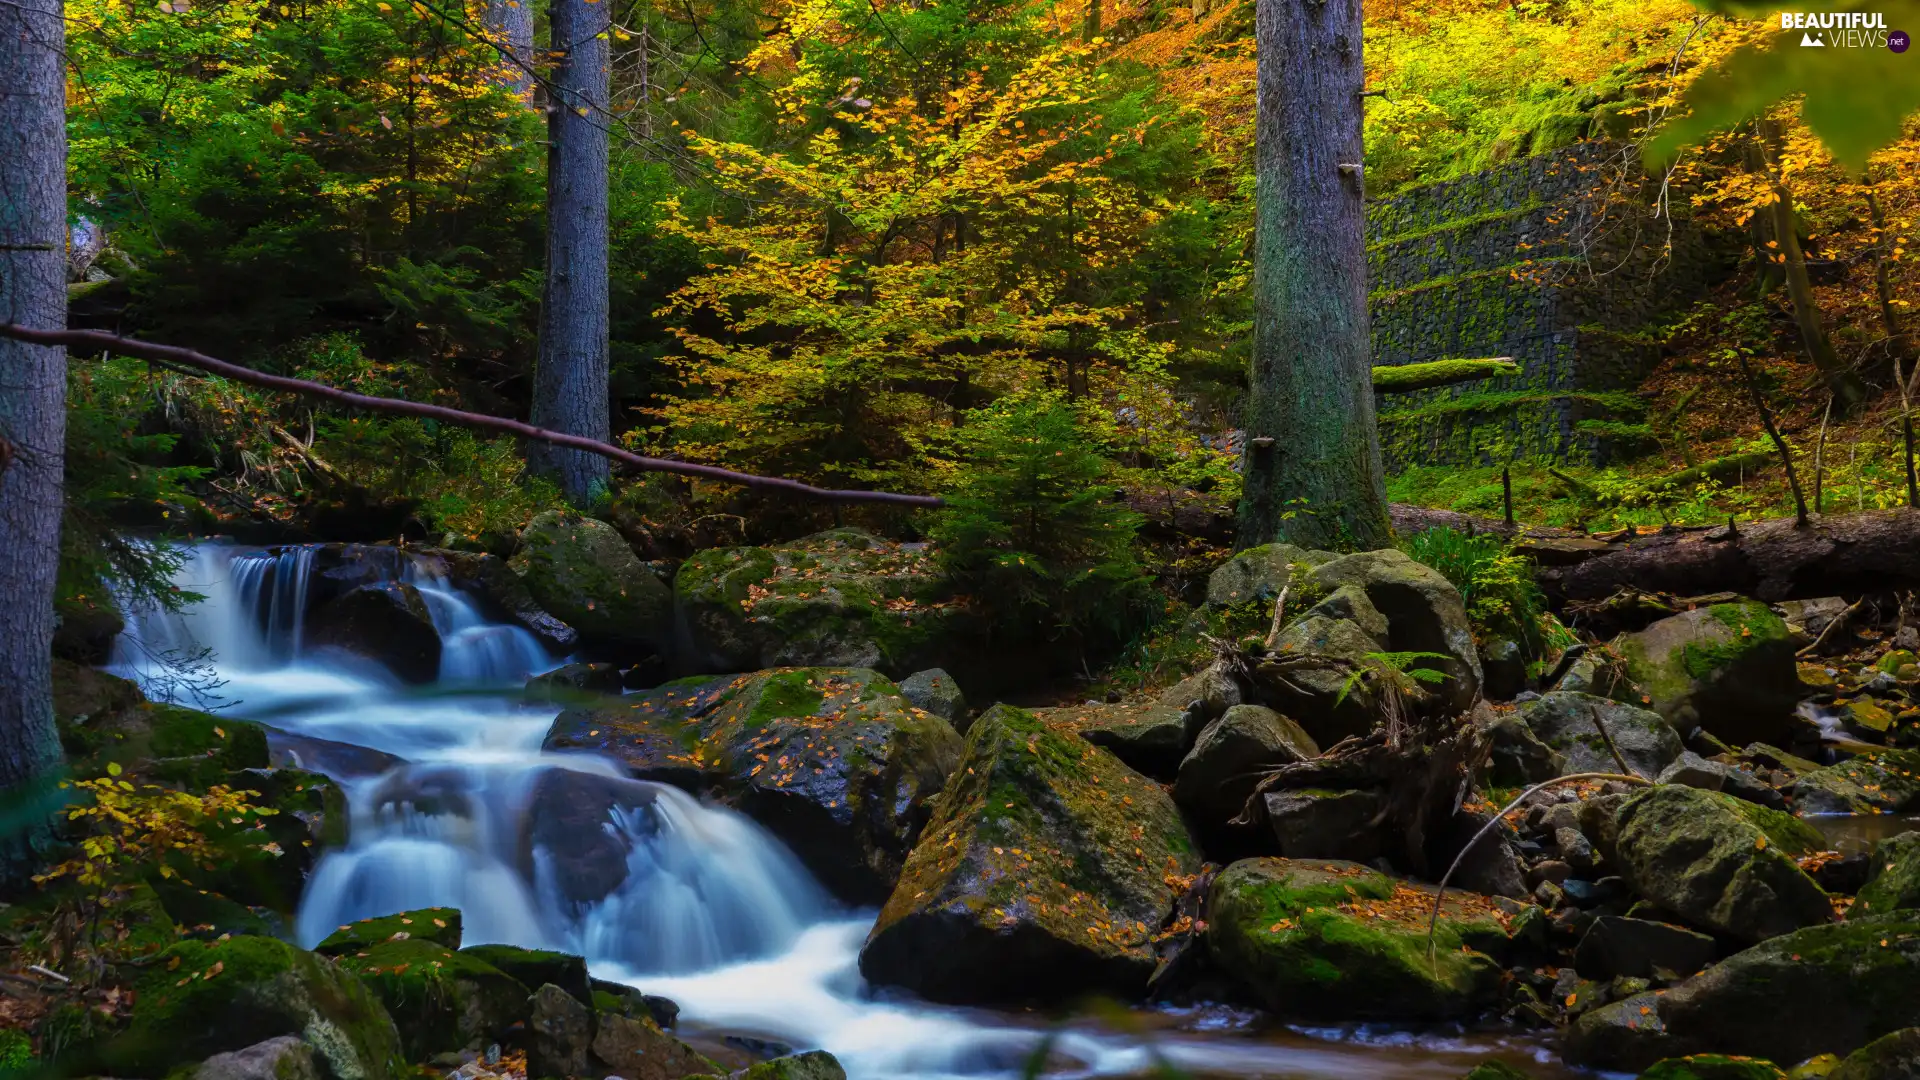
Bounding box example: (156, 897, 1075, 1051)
(105, 543, 1581, 1080)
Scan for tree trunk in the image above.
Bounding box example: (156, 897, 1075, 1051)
(0, 0, 69, 885)
(1754, 119, 1866, 409)
(532, 0, 613, 507)
(487, 0, 534, 100)
(1237, 0, 1389, 552)
(1866, 187, 1907, 358)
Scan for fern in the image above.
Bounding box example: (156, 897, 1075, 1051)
(1335, 650, 1453, 705)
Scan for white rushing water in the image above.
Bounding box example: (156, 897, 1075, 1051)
(110, 543, 1562, 1080)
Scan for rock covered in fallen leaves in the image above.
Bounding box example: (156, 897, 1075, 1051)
(1037, 699, 1196, 781)
(1602, 786, 1829, 943)
(1788, 748, 1920, 815)
(114, 935, 404, 1080)
(859, 704, 1199, 1004)
(1614, 603, 1800, 747)
(1565, 913, 1920, 1071)
(1205, 857, 1526, 1021)
(315, 908, 461, 955)
(898, 668, 968, 728)
(672, 530, 988, 683)
(545, 668, 963, 903)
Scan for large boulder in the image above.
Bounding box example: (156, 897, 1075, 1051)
(1855, 832, 1920, 917)
(1603, 786, 1830, 942)
(1567, 914, 1920, 1071)
(545, 668, 964, 903)
(688, 1053, 847, 1080)
(316, 908, 463, 955)
(1636, 1057, 1786, 1080)
(1788, 749, 1920, 815)
(1572, 916, 1717, 981)
(1206, 858, 1523, 1020)
(54, 662, 270, 785)
(1515, 692, 1683, 780)
(673, 530, 986, 682)
(112, 935, 404, 1080)
(510, 511, 672, 657)
(1309, 548, 1483, 714)
(898, 668, 967, 727)
(519, 769, 666, 909)
(1172, 705, 1318, 828)
(306, 582, 441, 683)
(1614, 603, 1800, 746)
(589, 1010, 718, 1080)
(859, 704, 1199, 1004)
(1201, 543, 1313, 612)
(1265, 589, 1396, 746)
(1262, 788, 1385, 862)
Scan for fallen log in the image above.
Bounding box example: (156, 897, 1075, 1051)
(1542, 508, 1920, 602)
(1371, 357, 1520, 394)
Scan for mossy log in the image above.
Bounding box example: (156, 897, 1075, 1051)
(1542, 507, 1920, 603)
(1641, 451, 1774, 496)
(1371, 357, 1520, 394)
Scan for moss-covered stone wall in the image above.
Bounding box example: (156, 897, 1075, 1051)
(1367, 141, 1711, 471)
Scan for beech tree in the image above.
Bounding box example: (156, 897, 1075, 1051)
(0, 0, 69, 881)
(531, 0, 613, 506)
(1237, 0, 1392, 551)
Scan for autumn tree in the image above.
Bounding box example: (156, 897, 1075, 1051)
(0, 0, 69, 883)
(1237, 0, 1390, 551)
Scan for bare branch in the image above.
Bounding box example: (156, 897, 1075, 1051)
(0, 324, 942, 508)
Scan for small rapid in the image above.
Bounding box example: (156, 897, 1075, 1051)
(110, 542, 1570, 1080)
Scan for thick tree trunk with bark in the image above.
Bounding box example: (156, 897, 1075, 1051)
(486, 0, 534, 100)
(1237, 0, 1390, 552)
(532, 0, 613, 507)
(0, 0, 69, 884)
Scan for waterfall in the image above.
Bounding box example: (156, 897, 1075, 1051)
(109, 542, 1562, 1080)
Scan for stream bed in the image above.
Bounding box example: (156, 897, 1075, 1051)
(109, 543, 1586, 1080)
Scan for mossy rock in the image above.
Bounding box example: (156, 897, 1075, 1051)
(1606, 786, 1829, 943)
(1308, 548, 1483, 714)
(182, 768, 346, 914)
(149, 880, 287, 940)
(1614, 604, 1800, 747)
(343, 938, 527, 1059)
(1201, 544, 1312, 611)
(547, 668, 963, 903)
(1034, 699, 1195, 782)
(586, 1008, 718, 1078)
(1462, 1063, 1531, 1080)
(1855, 832, 1920, 917)
(1831, 1028, 1920, 1079)
(52, 660, 270, 785)
(672, 532, 987, 683)
(315, 909, 461, 956)
(859, 704, 1199, 1004)
(1516, 691, 1683, 780)
(1639, 1055, 1787, 1080)
(1205, 857, 1521, 1021)
(509, 510, 672, 656)
(1878, 651, 1918, 676)
(1788, 749, 1920, 815)
(1567, 914, 1920, 1072)
(305, 582, 441, 684)
(113, 935, 404, 1080)
(458, 944, 590, 1008)
(686, 1051, 847, 1080)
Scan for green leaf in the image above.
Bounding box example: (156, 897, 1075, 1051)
(1650, 0, 1920, 173)
(106, 761, 122, 777)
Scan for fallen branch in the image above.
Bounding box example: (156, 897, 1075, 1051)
(1590, 704, 1634, 777)
(0, 324, 943, 508)
(1797, 595, 1866, 657)
(1372, 357, 1520, 394)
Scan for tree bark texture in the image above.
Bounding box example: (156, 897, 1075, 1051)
(486, 0, 535, 100)
(532, 0, 613, 506)
(1237, 0, 1390, 552)
(0, 0, 69, 882)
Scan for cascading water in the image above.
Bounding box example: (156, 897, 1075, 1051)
(111, 542, 1567, 1080)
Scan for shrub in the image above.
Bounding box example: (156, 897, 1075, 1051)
(1400, 527, 1552, 653)
(930, 392, 1154, 649)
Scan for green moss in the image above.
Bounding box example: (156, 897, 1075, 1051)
(347, 938, 528, 1058)
(1206, 858, 1513, 1020)
(1639, 1054, 1786, 1080)
(1462, 1063, 1532, 1080)
(121, 935, 403, 1080)
(1677, 604, 1790, 683)
(458, 944, 588, 1005)
(1366, 199, 1543, 250)
(0, 1028, 33, 1074)
(316, 909, 461, 956)
(1856, 833, 1920, 916)
(1372, 358, 1522, 394)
